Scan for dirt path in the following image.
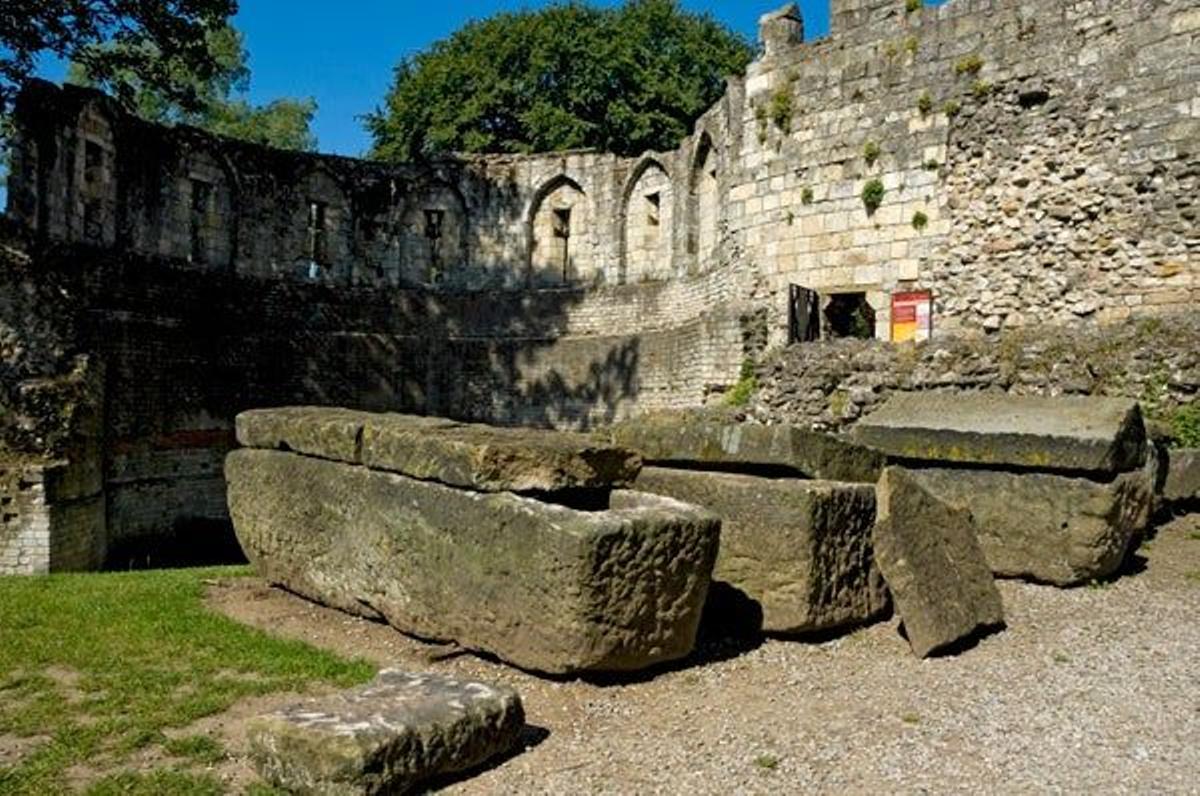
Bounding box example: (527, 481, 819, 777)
(207, 513, 1200, 794)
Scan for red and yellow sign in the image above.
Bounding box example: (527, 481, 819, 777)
(891, 290, 932, 343)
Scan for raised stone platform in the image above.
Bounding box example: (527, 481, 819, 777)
(850, 393, 1147, 476)
(227, 409, 720, 675)
(247, 669, 524, 795)
(633, 466, 886, 634)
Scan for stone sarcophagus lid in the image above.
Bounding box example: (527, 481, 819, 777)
(851, 393, 1156, 586)
(226, 407, 720, 675)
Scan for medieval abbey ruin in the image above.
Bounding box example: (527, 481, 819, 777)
(1, 0, 1197, 574)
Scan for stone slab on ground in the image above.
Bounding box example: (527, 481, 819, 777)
(237, 407, 641, 493)
(609, 413, 884, 483)
(226, 448, 720, 674)
(873, 467, 1004, 658)
(633, 466, 887, 634)
(1163, 448, 1200, 504)
(851, 393, 1147, 475)
(905, 458, 1156, 586)
(247, 669, 524, 795)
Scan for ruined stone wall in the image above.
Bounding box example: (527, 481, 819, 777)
(732, 0, 1199, 344)
(17, 246, 743, 550)
(751, 314, 1200, 432)
(2, 0, 1198, 566)
(8, 0, 1195, 349)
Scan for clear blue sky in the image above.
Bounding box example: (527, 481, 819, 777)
(36, 1, 847, 157)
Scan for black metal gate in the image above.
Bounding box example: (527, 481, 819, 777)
(788, 284, 820, 344)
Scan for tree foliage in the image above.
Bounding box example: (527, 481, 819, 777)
(366, 0, 753, 161)
(0, 0, 236, 115)
(66, 24, 316, 151)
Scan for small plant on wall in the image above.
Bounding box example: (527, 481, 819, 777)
(955, 54, 984, 76)
(862, 179, 885, 214)
(863, 141, 882, 166)
(769, 87, 794, 133)
(917, 91, 933, 116)
(906, 0, 923, 13)
(942, 100, 961, 118)
(912, 210, 929, 231)
(801, 186, 814, 205)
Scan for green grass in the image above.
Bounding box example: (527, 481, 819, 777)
(753, 753, 780, 771)
(0, 567, 375, 795)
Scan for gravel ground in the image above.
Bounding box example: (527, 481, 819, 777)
(209, 512, 1200, 795)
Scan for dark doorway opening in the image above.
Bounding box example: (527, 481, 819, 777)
(824, 292, 875, 339)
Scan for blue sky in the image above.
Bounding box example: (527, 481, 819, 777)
(36, 1, 843, 157)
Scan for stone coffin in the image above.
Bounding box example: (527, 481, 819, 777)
(873, 468, 1004, 658)
(851, 393, 1147, 476)
(248, 669, 524, 795)
(904, 460, 1157, 586)
(633, 467, 887, 634)
(227, 445, 720, 675)
(1163, 448, 1200, 505)
(610, 413, 885, 483)
(852, 393, 1155, 585)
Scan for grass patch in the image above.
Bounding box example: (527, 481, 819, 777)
(0, 567, 374, 795)
(164, 735, 226, 765)
(753, 753, 780, 771)
(1052, 652, 1070, 664)
(86, 770, 225, 796)
(900, 712, 921, 725)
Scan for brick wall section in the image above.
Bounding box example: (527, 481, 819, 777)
(0, 461, 105, 575)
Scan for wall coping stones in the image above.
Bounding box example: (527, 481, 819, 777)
(236, 406, 642, 493)
(850, 393, 1147, 476)
(608, 412, 884, 483)
(247, 669, 524, 794)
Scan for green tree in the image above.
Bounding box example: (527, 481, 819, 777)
(67, 24, 316, 151)
(0, 0, 236, 116)
(365, 0, 753, 161)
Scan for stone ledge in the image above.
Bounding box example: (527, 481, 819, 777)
(851, 392, 1147, 476)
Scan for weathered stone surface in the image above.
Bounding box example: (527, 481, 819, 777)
(852, 393, 1147, 475)
(247, 669, 523, 795)
(610, 413, 884, 483)
(237, 407, 374, 464)
(633, 466, 886, 634)
(873, 467, 1004, 658)
(904, 459, 1156, 586)
(237, 407, 641, 493)
(1163, 448, 1200, 504)
(361, 415, 642, 493)
(226, 448, 719, 674)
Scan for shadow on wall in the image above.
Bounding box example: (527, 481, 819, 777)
(5, 239, 647, 569)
